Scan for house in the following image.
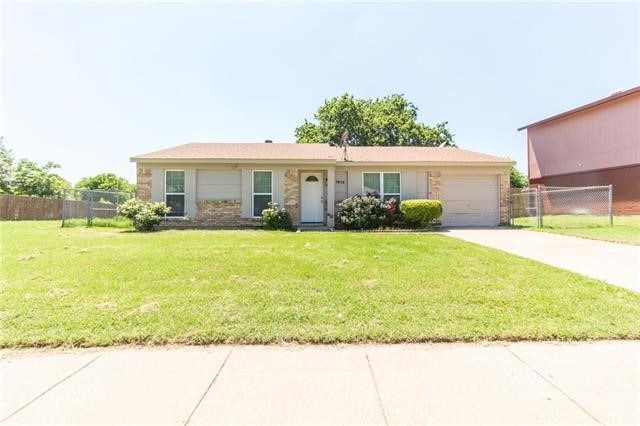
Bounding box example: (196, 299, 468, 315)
(130, 142, 513, 227)
(518, 86, 640, 214)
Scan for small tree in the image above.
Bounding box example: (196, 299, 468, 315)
(0, 137, 14, 194)
(13, 160, 70, 198)
(510, 166, 528, 189)
(76, 173, 135, 193)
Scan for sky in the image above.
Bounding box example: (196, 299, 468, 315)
(2, 1, 639, 184)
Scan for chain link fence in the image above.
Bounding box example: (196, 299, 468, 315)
(510, 185, 613, 228)
(61, 188, 135, 227)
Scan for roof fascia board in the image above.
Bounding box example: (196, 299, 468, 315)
(517, 86, 640, 131)
(132, 158, 514, 167)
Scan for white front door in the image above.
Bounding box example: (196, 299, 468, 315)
(301, 173, 324, 223)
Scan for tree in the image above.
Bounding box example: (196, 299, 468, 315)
(510, 166, 528, 189)
(295, 93, 455, 147)
(13, 160, 71, 198)
(0, 137, 13, 193)
(76, 173, 135, 193)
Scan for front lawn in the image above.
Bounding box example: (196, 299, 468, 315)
(1, 221, 639, 347)
(512, 215, 640, 245)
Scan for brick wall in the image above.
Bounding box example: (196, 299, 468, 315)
(159, 199, 261, 228)
(284, 169, 300, 225)
(136, 165, 152, 202)
(427, 172, 442, 200)
(530, 164, 640, 215)
(499, 172, 510, 224)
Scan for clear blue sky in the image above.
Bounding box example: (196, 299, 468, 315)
(2, 1, 639, 184)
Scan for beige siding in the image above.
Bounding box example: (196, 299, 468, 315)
(184, 169, 197, 217)
(401, 170, 416, 200)
(335, 171, 348, 201)
(151, 169, 164, 202)
(416, 171, 428, 199)
(196, 170, 241, 200)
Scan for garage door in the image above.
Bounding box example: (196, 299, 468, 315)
(441, 175, 499, 226)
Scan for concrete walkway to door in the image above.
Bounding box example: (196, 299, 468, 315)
(442, 228, 640, 292)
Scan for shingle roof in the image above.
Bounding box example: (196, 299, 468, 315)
(131, 143, 513, 164)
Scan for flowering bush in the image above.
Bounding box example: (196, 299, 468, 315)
(261, 202, 293, 230)
(117, 199, 171, 232)
(337, 194, 398, 229)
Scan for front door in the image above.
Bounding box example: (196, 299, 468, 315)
(301, 173, 324, 223)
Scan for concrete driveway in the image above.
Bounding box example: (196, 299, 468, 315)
(442, 228, 640, 292)
(2, 342, 639, 425)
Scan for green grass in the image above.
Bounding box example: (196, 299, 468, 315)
(513, 215, 640, 245)
(62, 217, 134, 229)
(1, 221, 639, 347)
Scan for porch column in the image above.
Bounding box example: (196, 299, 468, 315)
(327, 167, 335, 227)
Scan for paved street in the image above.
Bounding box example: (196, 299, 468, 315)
(2, 342, 639, 425)
(443, 228, 640, 292)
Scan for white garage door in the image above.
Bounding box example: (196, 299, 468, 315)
(441, 175, 499, 226)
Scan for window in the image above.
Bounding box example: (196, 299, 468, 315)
(165, 170, 185, 216)
(363, 172, 401, 202)
(252, 171, 272, 217)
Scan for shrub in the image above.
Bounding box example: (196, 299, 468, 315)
(400, 199, 443, 228)
(261, 202, 293, 230)
(337, 194, 397, 229)
(117, 199, 171, 232)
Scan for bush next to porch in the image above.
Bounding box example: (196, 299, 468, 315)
(337, 194, 399, 229)
(400, 199, 443, 228)
(261, 202, 293, 230)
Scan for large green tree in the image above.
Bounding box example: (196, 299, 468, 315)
(510, 166, 528, 189)
(0, 137, 14, 193)
(295, 93, 455, 147)
(13, 160, 71, 198)
(75, 172, 135, 193)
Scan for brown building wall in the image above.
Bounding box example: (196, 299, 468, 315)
(530, 164, 640, 215)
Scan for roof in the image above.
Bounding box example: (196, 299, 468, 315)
(518, 85, 640, 131)
(131, 143, 513, 165)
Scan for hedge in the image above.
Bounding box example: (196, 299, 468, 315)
(400, 199, 443, 227)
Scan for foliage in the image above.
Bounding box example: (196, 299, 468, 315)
(400, 199, 443, 227)
(261, 202, 293, 230)
(0, 137, 14, 194)
(295, 93, 455, 147)
(2, 221, 640, 346)
(510, 166, 528, 189)
(76, 172, 135, 193)
(337, 193, 398, 229)
(12, 159, 71, 198)
(117, 199, 170, 232)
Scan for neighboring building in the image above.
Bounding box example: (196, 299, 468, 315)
(518, 86, 640, 214)
(131, 142, 513, 227)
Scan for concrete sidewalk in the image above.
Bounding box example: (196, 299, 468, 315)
(1, 342, 639, 425)
(442, 228, 640, 292)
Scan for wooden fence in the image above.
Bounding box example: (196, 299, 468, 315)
(0, 194, 117, 221)
(0, 194, 65, 220)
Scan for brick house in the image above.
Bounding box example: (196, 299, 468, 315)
(518, 86, 640, 214)
(131, 142, 513, 227)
